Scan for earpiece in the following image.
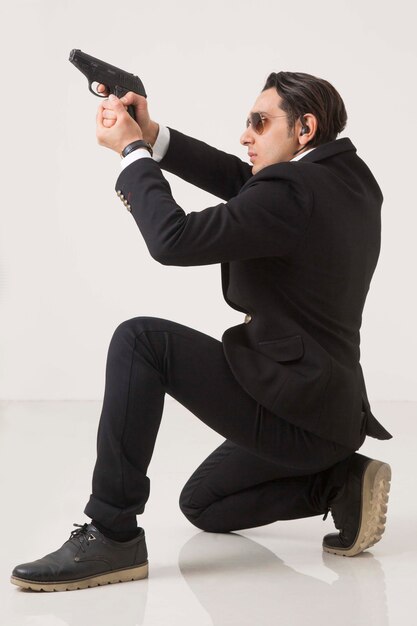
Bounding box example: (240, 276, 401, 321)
(292, 119, 311, 156)
(300, 115, 309, 136)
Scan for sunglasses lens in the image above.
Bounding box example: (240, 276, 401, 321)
(246, 113, 265, 134)
(252, 113, 264, 134)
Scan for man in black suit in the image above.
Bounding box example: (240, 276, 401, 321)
(11, 72, 392, 592)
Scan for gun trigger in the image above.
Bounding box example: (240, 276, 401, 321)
(89, 80, 107, 98)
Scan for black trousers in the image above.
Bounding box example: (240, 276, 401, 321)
(84, 316, 363, 533)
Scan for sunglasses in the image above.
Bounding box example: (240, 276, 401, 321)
(245, 111, 288, 135)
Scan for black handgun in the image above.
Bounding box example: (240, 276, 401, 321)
(69, 49, 147, 120)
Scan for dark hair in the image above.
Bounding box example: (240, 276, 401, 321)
(262, 71, 347, 148)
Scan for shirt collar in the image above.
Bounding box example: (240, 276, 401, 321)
(290, 147, 316, 162)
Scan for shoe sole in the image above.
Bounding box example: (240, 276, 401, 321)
(10, 561, 148, 592)
(323, 459, 391, 557)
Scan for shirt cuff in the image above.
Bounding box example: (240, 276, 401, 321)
(152, 124, 170, 162)
(119, 125, 171, 171)
(120, 148, 152, 171)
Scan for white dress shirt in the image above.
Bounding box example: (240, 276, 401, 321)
(120, 125, 316, 171)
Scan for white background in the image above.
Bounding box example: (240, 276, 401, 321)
(0, 0, 415, 401)
(1, 3, 416, 623)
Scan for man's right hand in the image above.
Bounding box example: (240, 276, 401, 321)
(97, 84, 159, 146)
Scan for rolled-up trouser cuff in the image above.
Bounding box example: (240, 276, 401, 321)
(84, 494, 141, 532)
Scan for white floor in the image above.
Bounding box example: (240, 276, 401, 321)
(0, 399, 415, 626)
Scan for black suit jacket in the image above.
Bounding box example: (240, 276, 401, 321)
(115, 127, 392, 450)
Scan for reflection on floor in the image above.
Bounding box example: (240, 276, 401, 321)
(0, 399, 414, 626)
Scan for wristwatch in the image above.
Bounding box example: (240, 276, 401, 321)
(121, 139, 153, 158)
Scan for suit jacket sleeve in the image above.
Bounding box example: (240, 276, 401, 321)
(115, 157, 313, 267)
(158, 127, 252, 200)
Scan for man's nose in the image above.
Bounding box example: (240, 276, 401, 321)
(240, 126, 254, 146)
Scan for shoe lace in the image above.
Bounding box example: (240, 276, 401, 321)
(69, 522, 94, 553)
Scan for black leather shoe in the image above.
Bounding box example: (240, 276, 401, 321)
(10, 522, 148, 591)
(322, 454, 391, 557)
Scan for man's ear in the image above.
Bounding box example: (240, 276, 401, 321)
(298, 113, 317, 144)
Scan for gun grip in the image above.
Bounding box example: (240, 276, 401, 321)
(127, 104, 136, 121)
(113, 85, 137, 121)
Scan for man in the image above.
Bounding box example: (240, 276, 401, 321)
(11, 72, 392, 592)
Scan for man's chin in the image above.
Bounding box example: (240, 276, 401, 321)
(252, 163, 266, 175)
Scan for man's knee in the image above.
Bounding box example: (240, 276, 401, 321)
(178, 483, 209, 529)
(110, 316, 162, 348)
(112, 316, 151, 337)
(179, 485, 230, 533)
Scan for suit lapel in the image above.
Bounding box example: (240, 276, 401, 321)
(221, 263, 247, 314)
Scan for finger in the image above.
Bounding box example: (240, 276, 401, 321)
(102, 99, 128, 114)
(102, 118, 116, 128)
(97, 83, 109, 96)
(102, 109, 117, 119)
(106, 95, 128, 116)
(102, 96, 122, 111)
(96, 103, 105, 130)
(120, 91, 134, 105)
(120, 91, 146, 107)
(102, 98, 113, 109)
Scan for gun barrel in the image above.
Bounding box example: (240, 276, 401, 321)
(69, 49, 134, 77)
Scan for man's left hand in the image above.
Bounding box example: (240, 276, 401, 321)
(96, 94, 143, 154)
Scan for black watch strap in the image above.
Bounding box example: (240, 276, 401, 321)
(121, 140, 153, 158)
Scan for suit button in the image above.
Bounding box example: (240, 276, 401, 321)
(116, 190, 122, 196)
(244, 314, 252, 324)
